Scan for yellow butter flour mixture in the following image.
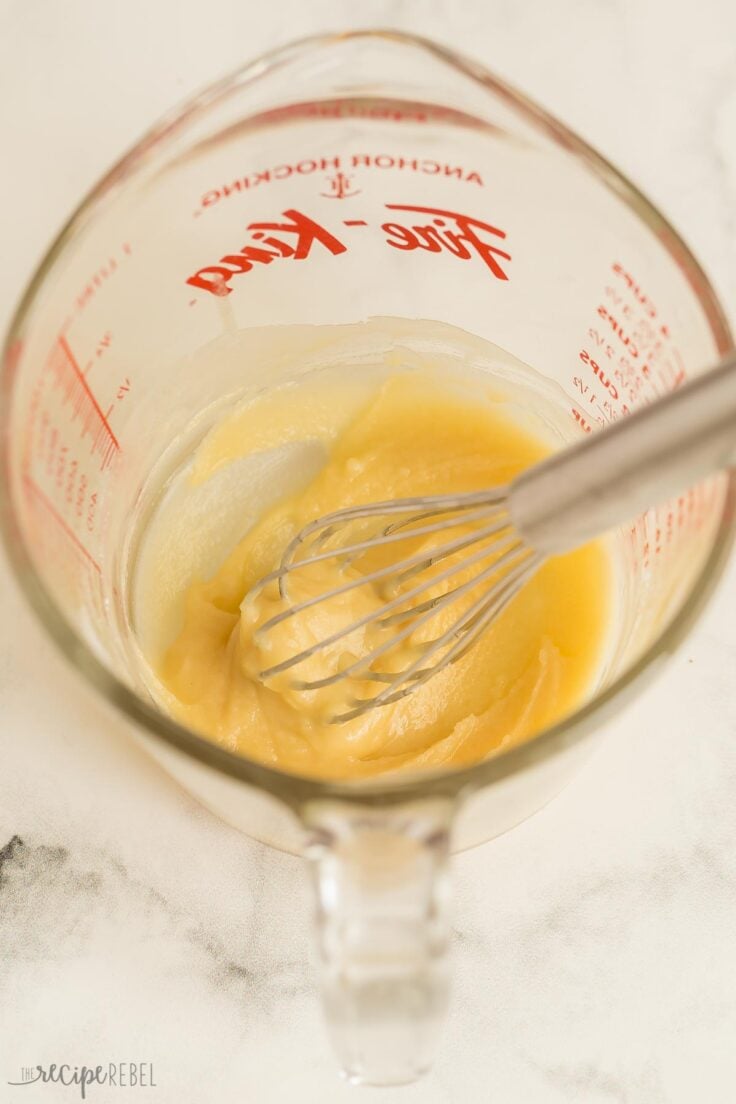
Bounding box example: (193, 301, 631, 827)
(139, 367, 610, 780)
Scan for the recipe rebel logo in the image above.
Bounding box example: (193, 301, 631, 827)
(7, 1062, 157, 1098)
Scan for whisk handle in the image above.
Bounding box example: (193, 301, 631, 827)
(511, 352, 736, 555)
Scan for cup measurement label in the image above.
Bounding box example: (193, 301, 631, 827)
(571, 260, 717, 565)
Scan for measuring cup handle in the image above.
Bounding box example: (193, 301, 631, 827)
(303, 797, 454, 1086)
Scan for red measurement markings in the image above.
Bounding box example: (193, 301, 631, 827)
(49, 337, 120, 470)
(62, 243, 132, 326)
(4, 337, 23, 383)
(23, 473, 101, 574)
(572, 407, 593, 433)
(570, 260, 703, 566)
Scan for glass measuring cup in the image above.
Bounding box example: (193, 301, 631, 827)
(1, 29, 734, 1085)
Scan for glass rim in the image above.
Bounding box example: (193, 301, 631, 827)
(2, 28, 734, 811)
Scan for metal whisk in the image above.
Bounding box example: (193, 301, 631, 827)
(249, 354, 736, 722)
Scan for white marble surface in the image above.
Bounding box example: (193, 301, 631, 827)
(1, 1, 736, 1100)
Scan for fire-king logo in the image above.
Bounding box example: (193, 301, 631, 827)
(186, 205, 511, 297)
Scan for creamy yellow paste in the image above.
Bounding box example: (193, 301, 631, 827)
(147, 370, 610, 780)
